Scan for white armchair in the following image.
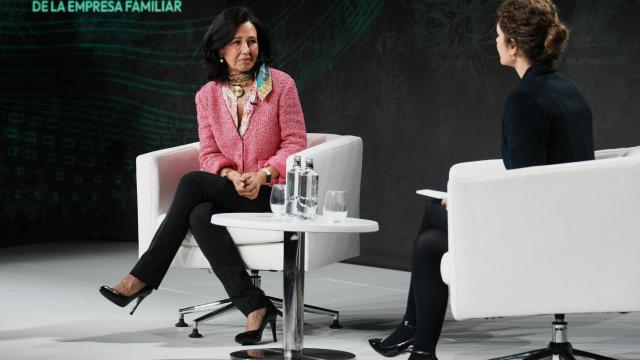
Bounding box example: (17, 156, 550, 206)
(136, 133, 363, 337)
(441, 146, 640, 359)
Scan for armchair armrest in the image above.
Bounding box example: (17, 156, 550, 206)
(594, 147, 629, 159)
(448, 159, 505, 182)
(136, 142, 200, 256)
(447, 147, 635, 183)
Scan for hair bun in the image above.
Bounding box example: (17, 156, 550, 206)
(541, 21, 569, 65)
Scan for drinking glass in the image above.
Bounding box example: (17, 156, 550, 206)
(323, 190, 347, 222)
(270, 184, 286, 216)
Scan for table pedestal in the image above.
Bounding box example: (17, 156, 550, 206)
(230, 231, 355, 360)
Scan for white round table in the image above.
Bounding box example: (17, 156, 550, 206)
(211, 212, 378, 360)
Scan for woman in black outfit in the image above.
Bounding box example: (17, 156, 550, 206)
(369, 1, 594, 359)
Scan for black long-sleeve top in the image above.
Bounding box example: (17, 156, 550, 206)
(501, 65, 595, 170)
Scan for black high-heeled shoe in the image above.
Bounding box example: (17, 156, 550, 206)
(99, 285, 152, 315)
(235, 306, 278, 345)
(408, 350, 438, 360)
(368, 321, 415, 357)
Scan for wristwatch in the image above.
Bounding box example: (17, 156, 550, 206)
(260, 167, 272, 184)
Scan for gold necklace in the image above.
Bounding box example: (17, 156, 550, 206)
(228, 72, 254, 98)
(231, 85, 245, 98)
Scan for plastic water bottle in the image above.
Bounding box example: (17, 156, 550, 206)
(297, 158, 319, 220)
(285, 155, 302, 216)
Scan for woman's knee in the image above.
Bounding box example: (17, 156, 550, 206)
(189, 202, 213, 229)
(414, 229, 448, 260)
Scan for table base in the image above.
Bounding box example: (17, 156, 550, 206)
(230, 348, 355, 360)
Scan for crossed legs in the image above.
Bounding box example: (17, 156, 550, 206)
(110, 171, 273, 330)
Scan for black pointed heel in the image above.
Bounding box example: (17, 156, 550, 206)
(235, 307, 278, 345)
(99, 285, 152, 315)
(269, 317, 277, 341)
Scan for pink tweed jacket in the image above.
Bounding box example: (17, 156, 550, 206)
(195, 68, 307, 184)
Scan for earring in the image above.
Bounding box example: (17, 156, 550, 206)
(219, 58, 224, 63)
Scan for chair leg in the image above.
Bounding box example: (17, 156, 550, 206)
(558, 349, 577, 360)
(572, 349, 618, 360)
(490, 348, 550, 360)
(177, 298, 233, 317)
(189, 302, 236, 338)
(175, 314, 188, 327)
(524, 349, 554, 360)
(267, 295, 342, 328)
(175, 298, 233, 327)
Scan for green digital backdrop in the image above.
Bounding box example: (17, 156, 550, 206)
(2, 0, 639, 270)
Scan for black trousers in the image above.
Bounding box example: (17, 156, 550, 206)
(403, 199, 449, 353)
(131, 171, 272, 316)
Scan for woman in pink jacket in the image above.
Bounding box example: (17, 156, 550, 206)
(99, 7, 307, 345)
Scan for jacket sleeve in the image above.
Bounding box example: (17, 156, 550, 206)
(501, 92, 549, 170)
(196, 90, 235, 174)
(264, 78, 307, 177)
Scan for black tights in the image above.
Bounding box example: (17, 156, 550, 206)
(130, 171, 272, 316)
(404, 199, 449, 353)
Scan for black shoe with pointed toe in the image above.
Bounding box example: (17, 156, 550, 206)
(235, 306, 278, 345)
(368, 337, 415, 357)
(368, 321, 415, 357)
(99, 285, 152, 315)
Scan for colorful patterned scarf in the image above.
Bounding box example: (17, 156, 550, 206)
(256, 64, 272, 100)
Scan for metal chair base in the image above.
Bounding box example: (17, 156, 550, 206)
(490, 344, 618, 360)
(174, 271, 341, 337)
(490, 315, 618, 360)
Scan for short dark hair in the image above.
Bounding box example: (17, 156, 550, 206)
(202, 7, 271, 82)
(497, 0, 569, 69)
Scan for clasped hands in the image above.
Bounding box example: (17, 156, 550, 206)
(225, 170, 268, 200)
